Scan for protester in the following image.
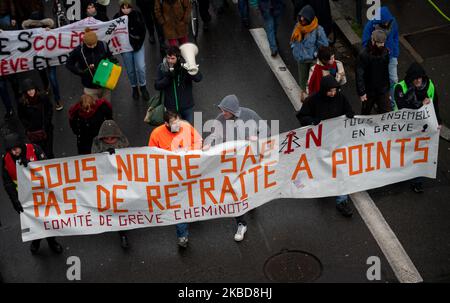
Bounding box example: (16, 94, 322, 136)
(356, 29, 391, 115)
(290, 5, 329, 102)
(154, 0, 191, 46)
(114, 0, 149, 101)
(13, 0, 44, 29)
(258, 0, 285, 57)
(292, 0, 332, 36)
(154, 46, 202, 124)
(0, 0, 16, 29)
(393, 63, 442, 194)
(21, 17, 64, 111)
(362, 6, 399, 104)
(82, 1, 110, 22)
(203, 94, 271, 241)
(148, 110, 202, 248)
(66, 28, 117, 101)
(92, 120, 130, 248)
(69, 94, 113, 155)
(296, 75, 354, 217)
(17, 79, 54, 159)
(136, 0, 164, 45)
(1, 132, 63, 254)
(307, 46, 346, 96)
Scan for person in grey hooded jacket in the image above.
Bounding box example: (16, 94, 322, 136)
(92, 120, 131, 249)
(204, 95, 271, 242)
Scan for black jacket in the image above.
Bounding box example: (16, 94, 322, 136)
(394, 63, 442, 124)
(17, 94, 53, 132)
(66, 41, 115, 89)
(356, 44, 390, 96)
(297, 76, 354, 126)
(113, 10, 146, 51)
(155, 62, 202, 112)
(2, 143, 45, 209)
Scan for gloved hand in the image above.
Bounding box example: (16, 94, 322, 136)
(346, 112, 354, 119)
(13, 200, 24, 214)
(107, 147, 115, 155)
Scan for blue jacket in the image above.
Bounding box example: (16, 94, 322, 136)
(290, 26, 329, 62)
(362, 6, 399, 58)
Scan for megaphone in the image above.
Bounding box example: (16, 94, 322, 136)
(179, 43, 199, 76)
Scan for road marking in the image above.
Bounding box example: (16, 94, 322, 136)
(250, 27, 424, 283)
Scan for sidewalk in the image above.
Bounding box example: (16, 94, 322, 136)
(331, 0, 450, 134)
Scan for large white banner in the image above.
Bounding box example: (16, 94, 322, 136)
(18, 105, 440, 241)
(0, 17, 132, 76)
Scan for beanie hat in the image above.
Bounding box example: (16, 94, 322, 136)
(83, 28, 98, 46)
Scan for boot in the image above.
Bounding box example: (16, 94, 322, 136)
(140, 85, 150, 101)
(47, 238, 63, 254)
(30, 240, 41, 254)
(132, 87, 139, 100)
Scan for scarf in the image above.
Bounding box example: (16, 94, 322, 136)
(290, 17, 319, 43)
(308, 61, 337, 95)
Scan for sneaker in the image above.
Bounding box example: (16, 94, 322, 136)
(132, 87, 139, 100)
(140, 86, 150, 101)
(178, 236, 188, 248)
(55, 102, 64, 111)
(336, 200, 353, 218)
(120, 235, 129, 249)
(30, 240, 40, 254)
(411, 183, 424, 193)
(234, 223, 247, 242)
(47, 239, 63, 254)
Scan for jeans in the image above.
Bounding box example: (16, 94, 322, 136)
(122, 45, 147, 88)
(238, 0, 250, 21)
(235, 215, 247, 226)
(411, 177, 425, 186)
(361, 92, 391, 115)
(336, 195, 348, 205)
(389, 57, 399, 109)
(39, 67, 61, 103)
(0, 78, 13, 113)
(262, 12, 280, 52)
(176, 223, 189, 238)
(297, 61, 314, 91)
(179, 107, 194, 124)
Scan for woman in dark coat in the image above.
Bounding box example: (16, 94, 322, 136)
(68, 94, 113, 155)
(17, 78, 54, 159)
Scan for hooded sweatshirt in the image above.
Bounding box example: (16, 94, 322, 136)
(362, 6, 399, 58)
(203, 95, 271, 146)
(296, 75, 354, 126)
(91, 120, 130, 153)
(394, 63, 441, 124)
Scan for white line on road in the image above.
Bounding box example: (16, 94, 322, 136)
(250, 27, 424, 283)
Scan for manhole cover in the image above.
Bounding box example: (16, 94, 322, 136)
(264, 250, 322, 283)
(404, 25, 450, 59)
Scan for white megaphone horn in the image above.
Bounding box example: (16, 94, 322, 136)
(179, 43, 199, 75)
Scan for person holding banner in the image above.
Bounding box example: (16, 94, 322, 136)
(17, 79, 55, 159)
(1, 132, 63, 254)
(393, 62, 442, 194)
(114, 0, 150, 101)
(296, 75, 355, 217)
(92, 120, 131, 249)
(203, 94, 271, 241)
(148, 110, 203, 248)
(82, 1, 110, 22)
(69, 94, 113, 155)
(66, 28, 117, 102)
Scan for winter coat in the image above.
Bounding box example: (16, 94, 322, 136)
(296, 76, 354, 126)
(362, 6, 399, 59)
(292, 0, 332, 35)
(203, 95, 271, 146)
(66, 41, 115, 89)
(394, 63, 442, 124)
(17, 94, 53, 133)
(69, 98, 113, 155)
(113, 10, 146, 51)
(154, 0, 191, 40)
(14, 0, 44, 25)
(259, 0, 285, 18)
(91, 120, 130, 153)
(355, 44, 390, 96)
(155, 59, 202, 112)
